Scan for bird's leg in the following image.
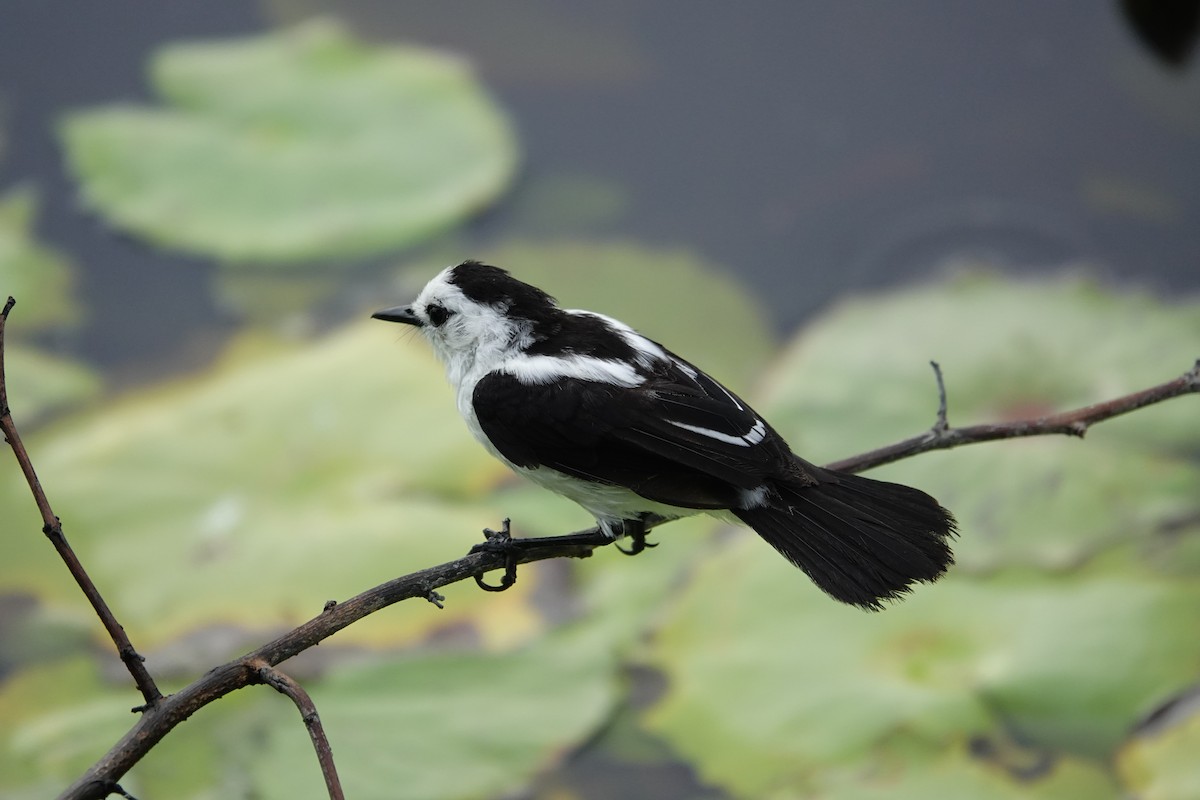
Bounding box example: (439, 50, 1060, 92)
(470, 518, 518, 591)
(615, 514, 658, 556)
(469, 519, 614, 591)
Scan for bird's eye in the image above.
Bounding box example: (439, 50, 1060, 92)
(425, 303, 454, 327)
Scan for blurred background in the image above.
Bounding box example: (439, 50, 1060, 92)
(1, 2, 1198, 799)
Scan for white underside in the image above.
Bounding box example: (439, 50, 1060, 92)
(511, 463, 707, 536)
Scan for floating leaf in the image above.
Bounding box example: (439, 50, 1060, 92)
(812, 741, 1118, 800)
(759, 273, 1200, 572)
(0, 189, 98, 422)
(0, 189, 78, 331)
(253, 628, 618, 800)
(60, 20, 519, 265)
(0, 655, 281, 799)
(4, 346, 101, 426)
(0, 659, 152, 793)
(0, 322, 535, 649)
(645, 535, 1200, 797)
(760, 273, 1200, 461)
(504, 173, 630, 234)
(889, 439, 1200, 573)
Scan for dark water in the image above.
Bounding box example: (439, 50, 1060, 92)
(1, 2, 1197, 366)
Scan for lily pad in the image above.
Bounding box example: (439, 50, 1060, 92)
(0, 189, 99, 422)
(760, 273, 1200, 461)
(756, 275, 1200, 575)
(252, 627, 618, 800)
(811, 741, 1118, 800)
(0, 659, 136, 789)
(886, 439, 1200, 573)
(0, 655, 286, 799)
(4, 345, 102, 426)
(60, 19, 519, 265)
(0, 322, 534, 649)
(644, 535, 1200, 797)
(0, 188, 78, 331)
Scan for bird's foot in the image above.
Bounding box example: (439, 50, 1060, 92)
(470, 518, 518, 592)
(614, 516, 658, 556)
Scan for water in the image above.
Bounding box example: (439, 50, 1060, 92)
(1, 2, 1196, 375)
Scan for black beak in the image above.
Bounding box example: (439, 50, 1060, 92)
(371, 305, 422, 326)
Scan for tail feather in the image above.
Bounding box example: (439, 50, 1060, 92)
(733, 471, 956, 610)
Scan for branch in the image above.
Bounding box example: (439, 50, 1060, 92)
(0, 295, 1185, 800)
(826, 359, 1200, 473)
(58, 541, 594, 800)
(250, 661, 345, 800)
(0, 299, 162, 708)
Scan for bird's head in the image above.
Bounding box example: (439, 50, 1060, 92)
(373, 261, 558, 372)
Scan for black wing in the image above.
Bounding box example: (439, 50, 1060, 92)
(472, 355, 808, 510)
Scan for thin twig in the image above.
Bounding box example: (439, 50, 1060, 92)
(250, 661, 345, 800)
(0, 298, 162, 708)
(826, 358, 1200, 474)
(23, 353, 1197, 799)
(930, 360, 950, 434)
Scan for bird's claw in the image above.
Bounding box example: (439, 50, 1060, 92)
(470, 518, 518, 592)
(614, 518, 657, 556)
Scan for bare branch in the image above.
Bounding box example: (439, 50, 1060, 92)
(826, 359, 1200, 474)
(0, 298, 162, 708)
(58, 541, 592, 799)
(250, 661, 345, 800)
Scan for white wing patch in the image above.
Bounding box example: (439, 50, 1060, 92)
(667, 418, 768, 447)
(504, 354, 644, 388)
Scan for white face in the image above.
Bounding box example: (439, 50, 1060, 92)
(408, 267, 531, 374)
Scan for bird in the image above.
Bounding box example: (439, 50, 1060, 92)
(373, 261, 955, 610)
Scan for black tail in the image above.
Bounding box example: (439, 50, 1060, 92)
(733, 470, 956, 610)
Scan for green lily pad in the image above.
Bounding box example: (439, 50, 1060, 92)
(0, 659, 136, 790)
(644, 535, 987, 797)
(811, 740, 1118, 800)
(760, 273, 1200, 462)
(644, 534, 1200, 797)
(755, 275, 1200, 576)
(0, 189, 99, 423)
(4, 345, 102, 426)
(0, 188, 79, 331)
(504, 173, 630, 234)
(60, 19, 519, 265)
(0, 322, 536, 649)
(0, 655, 285, 799)
(253, 628, 618, 800)
(885, 439, 1200, 573)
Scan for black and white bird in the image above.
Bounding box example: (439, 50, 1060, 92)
(373, 261, 955, 609)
